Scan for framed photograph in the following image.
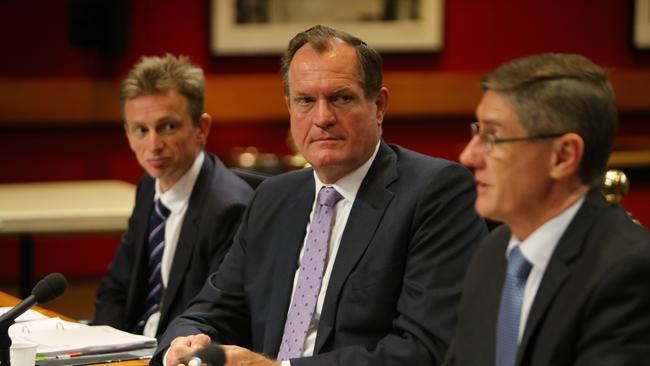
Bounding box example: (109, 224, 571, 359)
(211, 0, 444, 55)
(633, 0, 650, 49)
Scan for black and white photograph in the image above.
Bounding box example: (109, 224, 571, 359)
(212, 0, 443, 55)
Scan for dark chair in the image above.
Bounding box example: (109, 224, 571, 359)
(230, 167, 273, 189)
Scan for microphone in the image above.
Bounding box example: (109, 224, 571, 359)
(187, 344, 226, 366)
(0, 272, 68, 324)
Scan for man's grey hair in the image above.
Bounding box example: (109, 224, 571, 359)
(482, 53, 618, 187)
(280, 25, 383, 100)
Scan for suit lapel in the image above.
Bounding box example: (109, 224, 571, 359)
(159, 156, 213, 323)
(314, 142, 398, 353)
(126, 178, 155, 326)
(264, 173, 316, 356)
(517, 190, 605, 363)
(475, 228, 510, 364)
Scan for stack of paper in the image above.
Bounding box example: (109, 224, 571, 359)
(5, 313, 156, 363)
(0, 307, 49, 322)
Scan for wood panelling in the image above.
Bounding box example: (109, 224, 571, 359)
(1, 70, 649, 125)
(0, 78, 121, 124)
(609, 69, 650, 111)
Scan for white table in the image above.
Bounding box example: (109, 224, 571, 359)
(0, 180, 135, 297)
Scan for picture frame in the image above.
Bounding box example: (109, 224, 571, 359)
(633, 0, 650, 49)
(210, 0, 444, 55)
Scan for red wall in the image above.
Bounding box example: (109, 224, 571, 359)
(0, 1, 648, 279)
(4, 1, 650, 75)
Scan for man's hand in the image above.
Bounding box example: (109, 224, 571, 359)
(222, 345, 281, 366)
(166, 334, 212, 366)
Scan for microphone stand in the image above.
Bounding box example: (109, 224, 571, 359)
(0, 273, 68, 366)
(0, 295, 36, 366)
(0, 318, 13, 366)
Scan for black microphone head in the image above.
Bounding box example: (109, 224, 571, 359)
(194, 344, 226, 366)
(31, 272, 68, 303)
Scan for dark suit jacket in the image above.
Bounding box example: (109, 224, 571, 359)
(94, 153, 253, 338)
(445, 189, 650, 366)
(153, 142, 487, 366)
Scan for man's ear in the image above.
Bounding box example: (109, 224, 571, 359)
(374, 87, 389, 124)
(197, 113, 212, 145)
(550, 132, 584, 180)
(123, 123, 136, 151)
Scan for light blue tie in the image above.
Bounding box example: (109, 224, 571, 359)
(496, 246, 532, 366)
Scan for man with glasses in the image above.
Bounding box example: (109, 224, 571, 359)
(444, 53, 650, 366)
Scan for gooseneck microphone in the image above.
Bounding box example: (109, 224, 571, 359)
(0, 273, 68, 366)
(0, 272, 68, 324)
(187, 344, 226, 366)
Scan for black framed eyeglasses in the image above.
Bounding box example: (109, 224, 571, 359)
(470, 122, 567, 154)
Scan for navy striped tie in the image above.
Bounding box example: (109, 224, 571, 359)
(135, 198, 170, 333)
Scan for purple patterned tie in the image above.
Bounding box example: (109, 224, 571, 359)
(277, 186, 343, 360)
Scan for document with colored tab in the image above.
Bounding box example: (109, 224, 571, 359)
(9, 317, 156, 358)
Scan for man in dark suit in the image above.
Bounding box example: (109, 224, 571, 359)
(94, 54, 253, 338)
(153, 25, 487, 366)
(445, 53, 650, 366)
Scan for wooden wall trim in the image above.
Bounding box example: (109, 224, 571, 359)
(0, 78, 121, 124)
(1, 70, 649, 125)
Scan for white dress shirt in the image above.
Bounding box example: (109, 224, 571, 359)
(505, 195, 585, 341)
(142, 151, 205, 337)
(282, 142, 380, 365)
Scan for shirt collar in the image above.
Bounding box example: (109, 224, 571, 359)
(507, 194, 586, 271)
(313, 141, 381, 203)
(154, 151, 205, 212)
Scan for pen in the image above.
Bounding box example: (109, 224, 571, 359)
(57, 351, 83, 359)
(35, 351, 84, 361)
